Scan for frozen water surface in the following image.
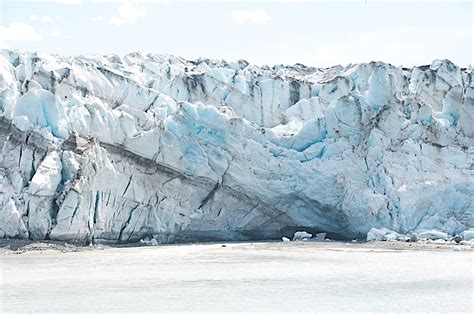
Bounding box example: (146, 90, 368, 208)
(1, 242, 473, 312)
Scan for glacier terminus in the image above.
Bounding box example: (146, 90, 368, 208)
(0, 50, 472, 243)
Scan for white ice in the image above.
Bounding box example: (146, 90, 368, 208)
(0, 50, 472, 243)
(0, 243, 472, 312)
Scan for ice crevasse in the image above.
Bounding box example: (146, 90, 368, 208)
(0, 49, 472, 243)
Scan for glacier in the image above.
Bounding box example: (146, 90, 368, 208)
(0, 49, 472, 243)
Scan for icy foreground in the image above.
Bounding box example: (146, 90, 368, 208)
(0, 50, 472, 243)
(1, 243, 472, 312)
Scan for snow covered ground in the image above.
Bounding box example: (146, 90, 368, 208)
(1, 242, 472, 312)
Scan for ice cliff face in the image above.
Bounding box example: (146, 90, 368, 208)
(0, 50, 472, 243)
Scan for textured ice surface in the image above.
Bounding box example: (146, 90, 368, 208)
(0, 50, 472, 243)
(293, 231, 312, 241)
(0, 243, 472, 312)
(366, 227, 398, 241)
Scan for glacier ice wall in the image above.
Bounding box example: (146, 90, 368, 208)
(0, 50, 472, 243)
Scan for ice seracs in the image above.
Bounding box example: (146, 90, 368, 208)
(0, 199, 28, 239)
(0, 50, 472, 243)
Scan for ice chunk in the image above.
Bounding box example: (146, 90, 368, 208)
(196, 62, 210, 72)
(0, 55, 19, 119)
(409, 233, 420, 242)
(15, 88, 70, 138)
(12, 115, 32, 132)
(365, 66, 393, 110)
(418, 230, 448, 240)
(366, 228, 397, 241)
(28, 151, 62, 196)
(461, 229, 474, 241)
(315, 232, 326, 241)
(285, 97, 323, 121)
(140, 237, 159, 246)
(0, 199, 28, 238)
(293, 231, 312, 241)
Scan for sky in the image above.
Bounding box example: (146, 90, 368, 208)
(0, 0, 472, 67)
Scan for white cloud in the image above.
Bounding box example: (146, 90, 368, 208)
(91, 16, 106, 22)
(109, 2, 147, 25)
(136, 0, 168, 3)
(98, 0, 168, 3)
(30, 15, 55, 23)
(12, 0, 468, 3)
(48, 29, 62, 37)
(299, 26, 472, 67)
(231, 9, 271, 25)
(33, 0, 82, 4)
(0, 22, 43, 48)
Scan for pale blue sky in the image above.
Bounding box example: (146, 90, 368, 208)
(0, 0, 472, 67)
